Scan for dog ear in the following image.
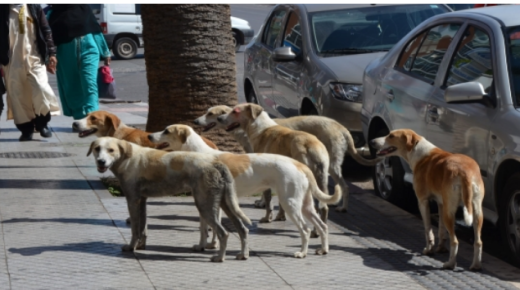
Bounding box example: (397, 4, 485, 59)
(87, 141, 95, 156)
(105, 114, 121, 135)
(405, 132, 420, 152)
(248, 104, 263, 119)
(117, 140, 133, 158)
(177, 126, 191, 143)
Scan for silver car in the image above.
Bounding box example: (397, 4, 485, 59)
(243, 4, 450, 150)
(361, 5, 520, 265)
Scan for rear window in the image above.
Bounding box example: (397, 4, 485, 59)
(310, 4, 449, 57)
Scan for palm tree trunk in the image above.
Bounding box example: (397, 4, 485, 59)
(141, 4, 240, 152)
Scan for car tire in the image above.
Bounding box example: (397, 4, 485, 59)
(113, 37, 138, 60)
(499, 172, 520, 266)
(371, 128, 415, 206)
(305, 106, 318, 115)
(247, 87, 258, 104)
(232, 31, 240, 53)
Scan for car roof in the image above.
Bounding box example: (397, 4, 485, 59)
(450, 5, 520, 27)
(300, 4, 399, 13)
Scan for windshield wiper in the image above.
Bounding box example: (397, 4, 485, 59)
(320, 48, 388, 54)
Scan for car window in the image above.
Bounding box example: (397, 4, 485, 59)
(507, 26, 520, 106)
(408, 23, 462, 84)
(282, 12, 302, 55)
(309, 4, 449, 57)
(397, 30, 428, 70)
(263, 10, 287, 48)
(446, 26, 493, 93)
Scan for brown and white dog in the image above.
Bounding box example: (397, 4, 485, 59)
(74, 110, 218, 149)
(148, 124, 342, 258)
(370, 129, 484, 271)
(87, 137, 250, 262)
(216, 103, 332, 236)
(194, 105, 382, 213)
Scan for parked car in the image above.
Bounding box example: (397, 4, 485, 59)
(243, 4, 451, 152)
(361, 5, 520, 265)
(88, 4, 254, 59)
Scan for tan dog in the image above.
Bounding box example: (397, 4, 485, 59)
(149, 124, 342, 257)
(217, 103, 331, 236)
(74, 110, 218, 149)
(194, 105, 382, 213)
(87, 137, 251, 262)
(370, 129, 484, 271)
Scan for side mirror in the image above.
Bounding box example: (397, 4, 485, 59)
(272, 47, 297, 62)
(444, 82, 495, 108)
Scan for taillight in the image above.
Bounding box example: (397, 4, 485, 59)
(101, 22, 108, 34)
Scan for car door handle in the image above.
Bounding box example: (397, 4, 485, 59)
(386, 91, 394, 102)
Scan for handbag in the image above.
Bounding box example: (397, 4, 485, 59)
(97, 65, 117, 99)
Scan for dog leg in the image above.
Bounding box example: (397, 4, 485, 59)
(135, 197, 148, 250)
(285, 206, 310, 258)
(435, 203, 449, 253)
(418, 198, 435, 256)
(274, 203, 286, 221)
(122, 196, 146, 252)
(331, 169, 349, 213)
(194, 189, 228, 262)
(254, 192, 266, 208)
(206, 209, 221, 250)
(193, 218, 209, 252)
(259, 189, 273, 223)
(304, 204, 329, 256)
(470, 203, 483, 271)
(441, 209, 458, 270)
(221, 201, 249, 260)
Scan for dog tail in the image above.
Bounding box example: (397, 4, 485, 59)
(343, 129, 382, 166)
(461, 176, 474, 226)
(302, 164, 342, 205)
(214, 162, 252, 226)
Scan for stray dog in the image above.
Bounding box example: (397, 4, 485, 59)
(194, 105, 381, 213)
(74, 110, 218, 149)
(149, 124, 342, 257)
(87, 137, 251, 262)
(216, 103, 331, 237)
(370, 129, 484, 271)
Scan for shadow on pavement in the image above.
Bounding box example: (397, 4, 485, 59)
(0, 179, 91, 189)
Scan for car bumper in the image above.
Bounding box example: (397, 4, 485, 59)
(240, 28, 254, 45)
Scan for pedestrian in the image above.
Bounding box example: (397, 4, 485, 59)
(0, 4, 60, 141)
(46, 4, 111, 129)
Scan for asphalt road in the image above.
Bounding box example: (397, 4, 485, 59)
(105, 4, 273, 104)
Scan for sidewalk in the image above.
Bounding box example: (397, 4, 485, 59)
(0, 101, 519, 289)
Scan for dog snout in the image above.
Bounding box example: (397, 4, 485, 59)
(72, 122, 79, 131)
(147, 134, 153, 141)
(193, 119, 200, 125)
(217, 116, 225, 123)
(369, 139, 377, 148)
(97, 159, 106, 166)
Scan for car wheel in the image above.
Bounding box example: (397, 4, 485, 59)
(113, 37, 138, 60)
(500, 173, 520, 266)
(305, 106, 318, 115)
(247, 88, 258, 104)
(371, 128, 414, 205)
(232, 31, 240, 53)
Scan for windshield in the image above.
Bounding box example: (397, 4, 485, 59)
(310, 4, 449, 57)
(507, 26, 520, 106)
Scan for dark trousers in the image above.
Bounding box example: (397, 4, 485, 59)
(15, 112, 50, 135)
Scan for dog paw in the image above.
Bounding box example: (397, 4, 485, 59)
(310, 230, 319, 238)
(294, 252, 307, 258)
(259, 216, 272, 223)
(205, 241, 218, 250)
(121, 244, 134, 252)
(335, 206, 347, 213)
(469, 263, 482, 272)
(135, 243, 146, 250)
(125, 217, 131, 224)
(236, 253, 249, 260)
(315, 248, 328, 255)
(422, 247, 434, 256)
(274, 214, 286, 221)
(210, 256, 225, 262)
(192, 244, 205, 252)
(442, 261, 456, 270)
(254, 200, 266, 208)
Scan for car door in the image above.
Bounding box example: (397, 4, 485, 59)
(424, 23, 496, 208)
(254, 8, 288, 116)
(380, 23, 461, 135)
(272, 11, 304, 117)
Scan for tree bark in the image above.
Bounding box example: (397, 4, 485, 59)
(141, 4, 241, 152)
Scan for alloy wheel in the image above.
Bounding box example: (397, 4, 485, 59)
(375, 157, 394, 199)
(506, 190, 520, 257)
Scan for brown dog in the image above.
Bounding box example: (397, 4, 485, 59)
(73, 110, 218, 149)
(370, 129, 484, 271)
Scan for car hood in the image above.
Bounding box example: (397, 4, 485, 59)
(231, 16, 250, 29)
(318, 52, 387, 84)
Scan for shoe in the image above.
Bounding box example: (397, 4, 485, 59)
(40, 127, 52, 138)
(19, 132, 33, 141)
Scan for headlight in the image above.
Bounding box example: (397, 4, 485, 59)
(329, 83, 363, 102)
